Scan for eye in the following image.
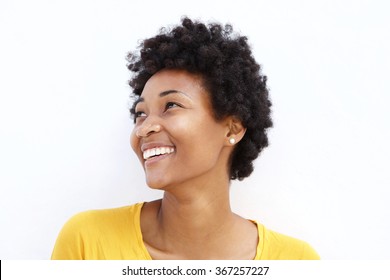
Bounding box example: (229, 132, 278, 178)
(165, 102, 181, 110)
(134, 111, 147, 119)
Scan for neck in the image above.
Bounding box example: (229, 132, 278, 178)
(149, 175, 241, 256)
(140, 177, 259, 259)
(158, 186, 234, 241)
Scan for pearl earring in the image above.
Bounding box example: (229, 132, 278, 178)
(229, 138, 236, 144)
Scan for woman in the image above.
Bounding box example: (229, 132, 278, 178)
(51, 17, 319, 260)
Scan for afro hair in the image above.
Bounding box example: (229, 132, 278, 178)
(127, 17, 272, 180)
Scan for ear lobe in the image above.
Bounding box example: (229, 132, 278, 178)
(226, 117, 246, 144)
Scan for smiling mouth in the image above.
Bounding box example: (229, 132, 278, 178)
(143, 147, 175, 160)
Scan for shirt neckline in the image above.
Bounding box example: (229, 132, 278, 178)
(133, 202, 263, 260)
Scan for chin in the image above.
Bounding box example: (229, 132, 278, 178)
(145, 177, 169, 190)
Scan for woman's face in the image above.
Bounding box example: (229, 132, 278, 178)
(130, 69, 233, 190)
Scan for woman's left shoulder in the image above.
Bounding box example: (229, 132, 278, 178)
(254, 221, 320, 260)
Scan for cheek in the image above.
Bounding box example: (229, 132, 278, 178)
(172, 115, 226, 155)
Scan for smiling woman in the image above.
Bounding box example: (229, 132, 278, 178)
(131, 69, 240, 191)
(51, 17, 320, 260)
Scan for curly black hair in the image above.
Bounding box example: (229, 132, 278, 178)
(127, 17, 272, 180)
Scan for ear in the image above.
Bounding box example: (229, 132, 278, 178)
(225, 116, 246, 146)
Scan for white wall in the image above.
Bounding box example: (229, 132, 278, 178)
(0, 0, 389, 259)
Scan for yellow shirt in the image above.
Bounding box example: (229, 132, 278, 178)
(51, 202, 320, 260)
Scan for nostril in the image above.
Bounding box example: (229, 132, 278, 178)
(136, 123, 161, 138)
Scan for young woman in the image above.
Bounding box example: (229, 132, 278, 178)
(51, 17, 319, 260)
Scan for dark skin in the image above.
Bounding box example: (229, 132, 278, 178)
(130, 69, 258, 259)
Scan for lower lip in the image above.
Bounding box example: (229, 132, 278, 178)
(144, 153, 173, 167)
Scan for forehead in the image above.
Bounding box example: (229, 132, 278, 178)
(140, 69, 205, 99)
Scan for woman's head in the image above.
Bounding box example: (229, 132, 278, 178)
(128, 17, 272, 180)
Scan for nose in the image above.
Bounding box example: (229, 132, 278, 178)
(135, 119, 162, 138)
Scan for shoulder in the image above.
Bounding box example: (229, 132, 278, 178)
(51, 202, 144, 260)
(256, 222, 320, 260)
(61, 203, 142, 232)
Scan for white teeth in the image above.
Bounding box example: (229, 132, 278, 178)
(143, 147, 175, 160)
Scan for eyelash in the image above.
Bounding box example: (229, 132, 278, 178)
(134, 102, 182, 119)
(165, 102, 181, 110)
(134, 111, 146, 118)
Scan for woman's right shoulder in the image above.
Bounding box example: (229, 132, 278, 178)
(51, 202, 144, 260)
(62, 202, 144, 230)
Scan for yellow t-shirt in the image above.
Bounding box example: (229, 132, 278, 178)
(51, 202, 320, 260)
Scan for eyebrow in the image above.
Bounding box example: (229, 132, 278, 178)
(159, 89, 189, 98)
(134, 90, 190, 107)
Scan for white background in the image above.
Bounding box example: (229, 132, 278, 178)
(0, 0, 389, 259)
